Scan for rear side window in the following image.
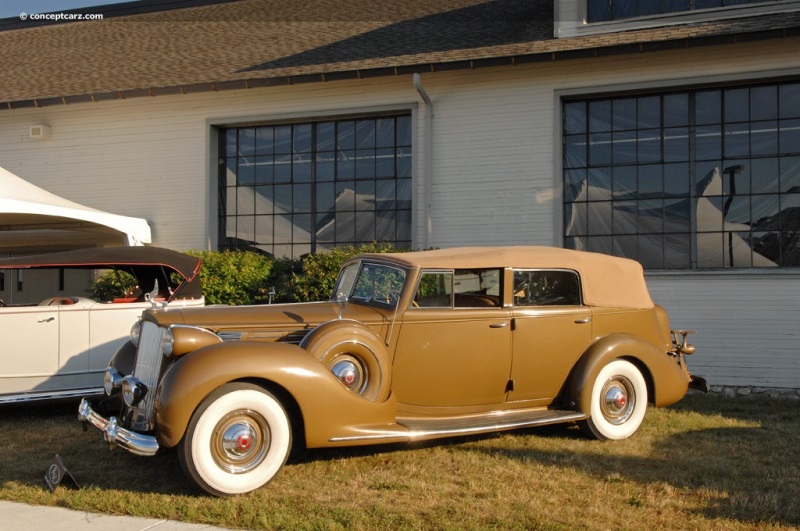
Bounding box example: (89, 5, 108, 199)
(513, 270, 582, 307)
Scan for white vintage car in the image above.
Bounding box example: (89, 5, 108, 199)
(0, 247, 203, 403)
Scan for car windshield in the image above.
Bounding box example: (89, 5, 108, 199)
(333, 262, 407, 308)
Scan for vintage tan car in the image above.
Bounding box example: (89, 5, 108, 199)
(79, 246, 706, 496)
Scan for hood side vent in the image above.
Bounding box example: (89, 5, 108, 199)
(218, 331, 243, 342)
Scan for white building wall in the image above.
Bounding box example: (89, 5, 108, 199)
(647, 273, 800, 389)
(0, 37, 798, 389)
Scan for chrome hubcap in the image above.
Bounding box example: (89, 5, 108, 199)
(330, 356, 366, 393)
(600, 376, 635, 425)
(212, 411, 270, 474)
(223, 424, 255, 454)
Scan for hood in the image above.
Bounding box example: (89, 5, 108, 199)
(144, 300, 390, 343)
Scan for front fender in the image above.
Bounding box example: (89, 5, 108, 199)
(153, 341, 397, 449)
(109, 340, 137, 375)
(568, 334, 689, 415)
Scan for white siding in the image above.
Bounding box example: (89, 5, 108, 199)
(648, 273, 800, 389)
(0, 37, 798, 388)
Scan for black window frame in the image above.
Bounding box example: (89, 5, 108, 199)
(563, 79, 800, 269)
(218, 113, 413, 259)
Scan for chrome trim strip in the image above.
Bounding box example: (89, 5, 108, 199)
(78, 398, 159, 457)
(0, 386, 103, 404)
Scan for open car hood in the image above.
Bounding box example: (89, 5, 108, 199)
(0, 246, 202, 302)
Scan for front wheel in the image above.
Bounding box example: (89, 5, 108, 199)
(578, 359, 648, 441)
(178, 383, 291, 496)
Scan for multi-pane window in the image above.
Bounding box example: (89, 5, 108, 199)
(563, 81, 800, 269)
(219, 115, 412, 259)
(588, 0, 773, 23)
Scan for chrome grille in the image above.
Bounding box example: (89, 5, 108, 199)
(129, 321, 165, 431)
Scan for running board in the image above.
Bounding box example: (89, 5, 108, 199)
(329, 409, 585, 443)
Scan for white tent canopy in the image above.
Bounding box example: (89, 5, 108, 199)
(0, 166, 151, 253)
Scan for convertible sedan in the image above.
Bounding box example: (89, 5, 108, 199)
(80, 246, 706, 496)
(0, 246, 203, 403)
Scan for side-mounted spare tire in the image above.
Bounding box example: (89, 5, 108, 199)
(299, 319, 392, 402)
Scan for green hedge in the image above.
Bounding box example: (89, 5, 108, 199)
(89, 243, 405, 306)
(184, 249, 273, 305)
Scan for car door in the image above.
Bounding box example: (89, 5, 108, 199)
(87, 302, 149, 372)
(1, 305, 59, 380)
(392, 269, 513, 408)
(508, 269, 592, 405)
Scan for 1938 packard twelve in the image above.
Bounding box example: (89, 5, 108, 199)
(79, 246, 706, 496)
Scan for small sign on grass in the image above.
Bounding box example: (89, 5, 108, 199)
(43, 454, 79, 492)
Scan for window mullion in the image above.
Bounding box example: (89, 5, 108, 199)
(688, 92, 699, 270)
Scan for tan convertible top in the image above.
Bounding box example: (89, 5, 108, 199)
(356, 246, 654, 309)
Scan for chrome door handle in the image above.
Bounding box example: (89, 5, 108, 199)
(574, 317, 592, 324)
(490, 322, 509, 328)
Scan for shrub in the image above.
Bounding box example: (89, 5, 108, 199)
(185, 249, 273, 305)
(87, 270, 136, 302)
(267, 256, 301, 304)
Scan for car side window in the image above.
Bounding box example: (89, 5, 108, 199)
(414, 269, 502, 308)
(414, 271, 453, 307)
(513, 270, 582, 307)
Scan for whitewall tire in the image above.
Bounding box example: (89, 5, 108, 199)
(178, 383, 291, 496)
(578, 359, 648, 441)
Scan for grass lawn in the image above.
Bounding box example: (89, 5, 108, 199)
(1, 393, 798, 530)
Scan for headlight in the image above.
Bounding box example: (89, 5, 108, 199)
(161, 327, 174, 357)
(130, 321, 142, 347)
(103, 367, 123, 396)
(168, 325, 223, 357)
(122, 376, 147, 407)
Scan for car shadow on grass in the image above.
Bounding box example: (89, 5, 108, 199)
(464, 398, 800, 527)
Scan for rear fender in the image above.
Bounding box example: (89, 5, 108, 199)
(568, 334, 689, 415)
(153, 341, 397, 449)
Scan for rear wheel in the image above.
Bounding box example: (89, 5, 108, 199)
(578, 359, 647, 441)
(178, 383, 291, 496)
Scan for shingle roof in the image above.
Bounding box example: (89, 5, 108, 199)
(1, 0, 799, 108)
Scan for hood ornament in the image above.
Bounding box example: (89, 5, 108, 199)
(145, 279, 167, 310)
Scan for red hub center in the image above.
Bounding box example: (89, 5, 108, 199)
(614, 393, 627, 409)
(236, 433, 253, 452)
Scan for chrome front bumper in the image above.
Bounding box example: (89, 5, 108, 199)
(78, 398, 159, 457)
